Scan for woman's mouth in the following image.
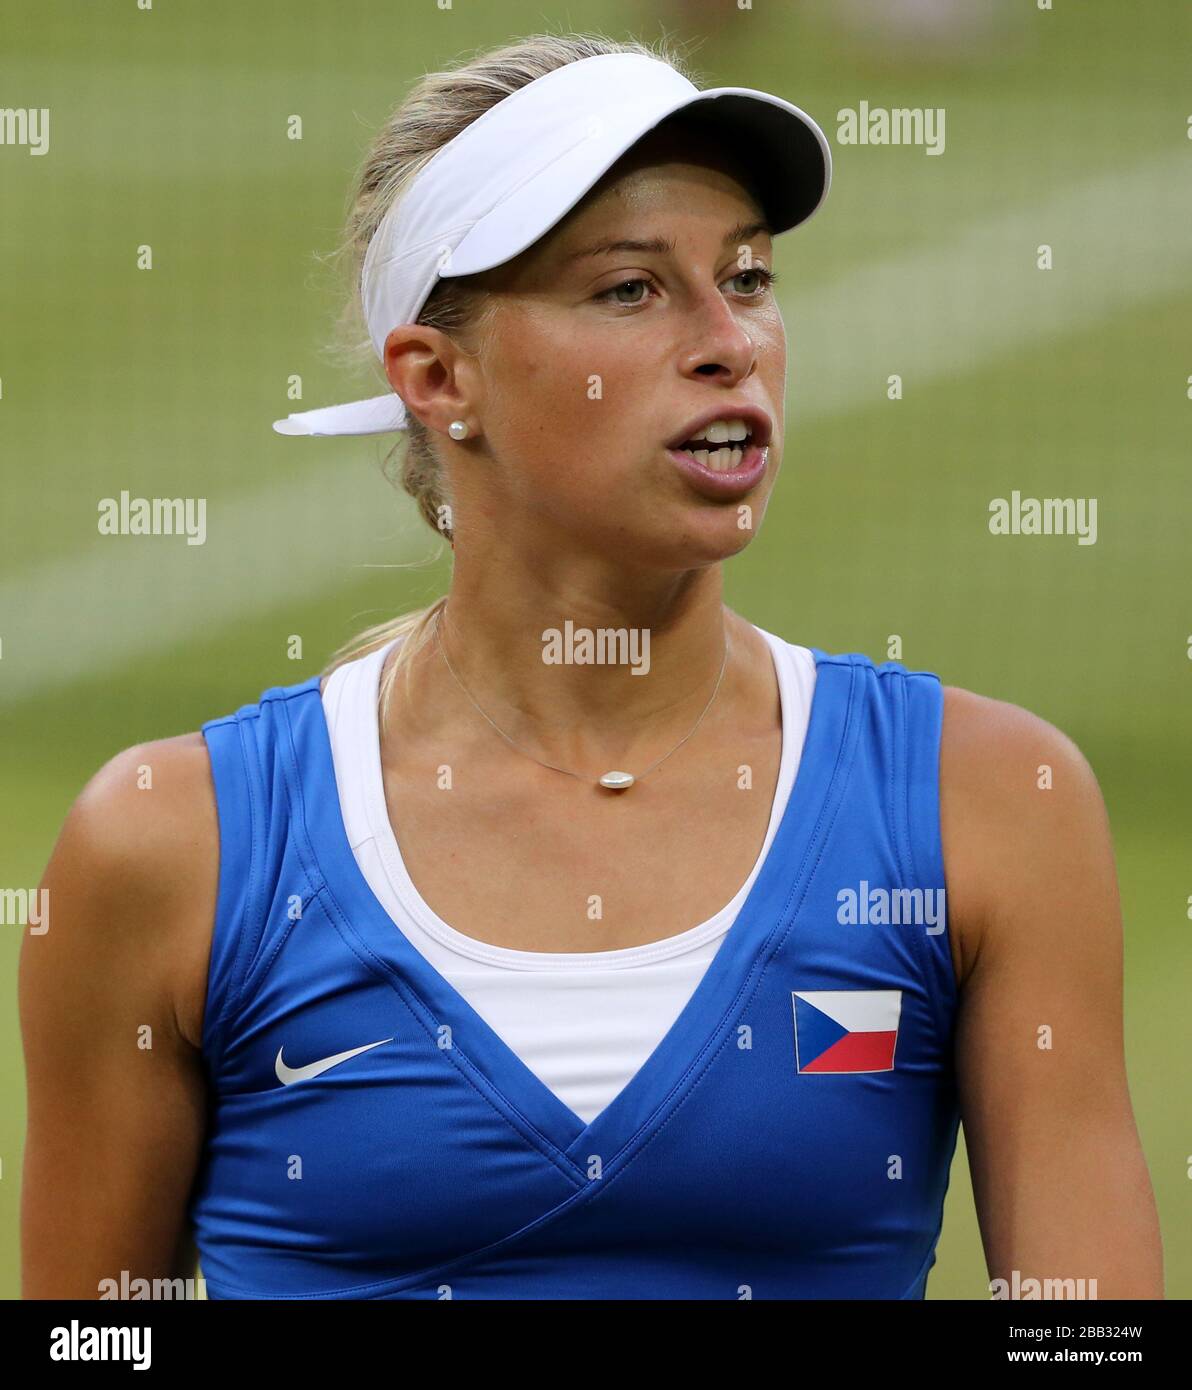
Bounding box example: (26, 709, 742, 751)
(666, 433, 770, 499)
(673, 440, 751, 471)
(670, 419, 756, 468)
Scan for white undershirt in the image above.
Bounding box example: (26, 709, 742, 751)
(321, 624, 816, 1124)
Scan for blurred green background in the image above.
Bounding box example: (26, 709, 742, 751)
(1, 0, 1189, 1300)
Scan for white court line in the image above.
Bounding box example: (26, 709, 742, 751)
(788, 147, 1192, 419)
(1, 149, 1189, 708)
(0, 462, 437, 706)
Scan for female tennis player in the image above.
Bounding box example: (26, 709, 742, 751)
(21, 33, 1162, 1300)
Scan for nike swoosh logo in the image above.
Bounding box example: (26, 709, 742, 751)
(274, 1037, 394, 1086)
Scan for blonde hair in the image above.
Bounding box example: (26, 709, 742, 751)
(319, 30, 701, 718)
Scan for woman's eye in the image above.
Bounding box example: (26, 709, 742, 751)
(730, 266, 778, 296)
(594, 266, 778, 307)
(596, 277, 653, 306)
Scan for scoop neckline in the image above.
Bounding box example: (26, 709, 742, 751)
(347, 623, 804, 972)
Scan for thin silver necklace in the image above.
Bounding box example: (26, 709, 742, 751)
(431, 607, 731, 792)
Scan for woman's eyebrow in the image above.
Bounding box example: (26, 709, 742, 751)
(562, 218, 773, 264)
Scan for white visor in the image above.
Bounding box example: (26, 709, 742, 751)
(273, 51, 832, 437)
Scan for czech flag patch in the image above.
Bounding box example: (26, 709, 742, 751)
(792, 990, 902, 1073)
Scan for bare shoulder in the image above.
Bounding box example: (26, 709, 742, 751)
(67, 731, 218, 870)
(938, 686, 1116, 986)
(20, 734, 219, 1292)
(936, 690, 1160, 1295)
(23, 732, 220, 1051)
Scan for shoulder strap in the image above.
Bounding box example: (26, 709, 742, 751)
(890, 663, 957, 1035)
(199, 677, 324, 1069)
(200, 704, 270, 1066)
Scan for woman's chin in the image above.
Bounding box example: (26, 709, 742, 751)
(604, 508, 766, 571)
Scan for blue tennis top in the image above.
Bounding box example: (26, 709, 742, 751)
(188, 648, 961, 1299)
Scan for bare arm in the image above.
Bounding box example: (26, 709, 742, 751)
(940, 687, 1163, 1299)
(19, 734, 218, 1298)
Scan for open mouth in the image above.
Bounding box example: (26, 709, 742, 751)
(672, 428, 755, 472)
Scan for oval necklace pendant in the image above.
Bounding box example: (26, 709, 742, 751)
(598, 770, 635, 791)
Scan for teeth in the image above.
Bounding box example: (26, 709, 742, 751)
(686, 417, 752, 446)
(689, 445, 744, 472)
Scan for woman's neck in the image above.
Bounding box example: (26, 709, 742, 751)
(386, 571, 770, 774)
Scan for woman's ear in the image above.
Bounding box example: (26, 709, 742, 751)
(384, 324, 472, 435)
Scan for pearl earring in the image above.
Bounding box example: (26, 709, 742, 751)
(448, 420, 470, 441)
